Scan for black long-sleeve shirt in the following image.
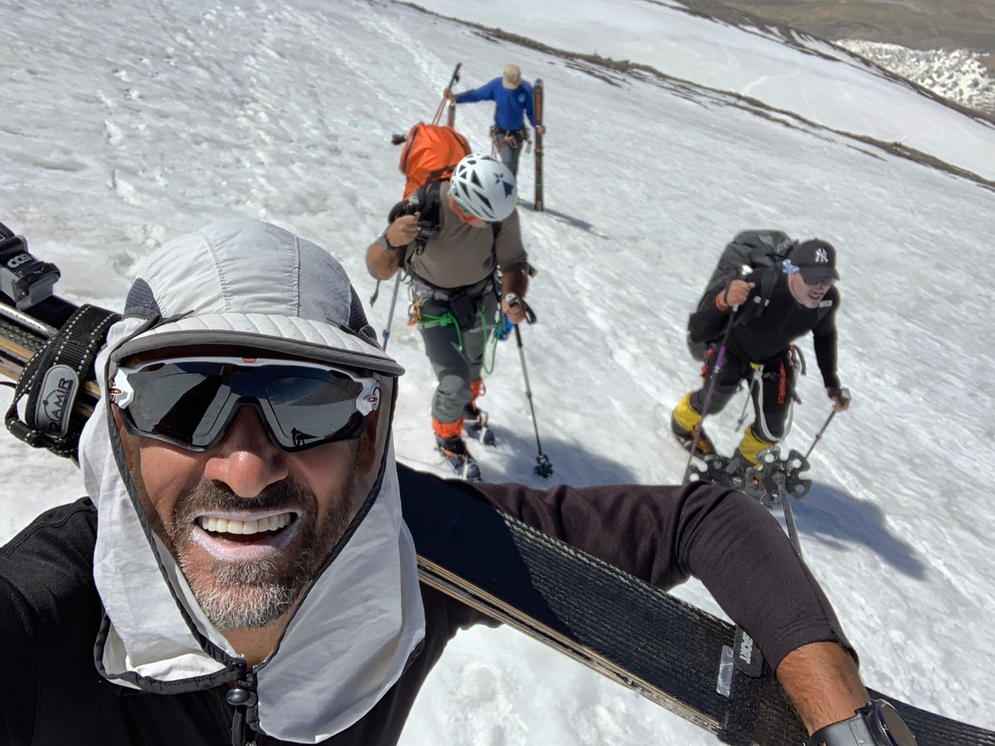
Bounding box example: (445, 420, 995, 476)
(0, 468, 851, 745)
(688, 270, 841, 388)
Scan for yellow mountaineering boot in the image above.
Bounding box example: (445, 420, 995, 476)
(734, 424, 777, 466)
(720, 424, 777, 501)
(671, 392, 716, 458)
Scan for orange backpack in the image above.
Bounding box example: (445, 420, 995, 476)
(398, 122, 471, 199)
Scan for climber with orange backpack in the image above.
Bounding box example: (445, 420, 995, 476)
(366, 126, 535, 480)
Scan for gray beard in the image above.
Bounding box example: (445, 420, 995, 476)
(181, 553, 303, 630)
(168, 474, 358, 631)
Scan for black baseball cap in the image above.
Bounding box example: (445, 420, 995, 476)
(790, 239, 839, 284)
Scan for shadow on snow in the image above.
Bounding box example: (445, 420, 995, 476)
(792, 481, 927, 580)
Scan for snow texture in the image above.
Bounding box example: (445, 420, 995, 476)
(837, 40, 995, 115)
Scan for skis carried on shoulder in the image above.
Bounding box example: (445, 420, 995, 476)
(3, 229, 994, 745)
(404, 463, 990, 746)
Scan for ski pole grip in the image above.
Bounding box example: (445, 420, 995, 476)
(731, 264, 752, 312)
(506, 294, 537, 324)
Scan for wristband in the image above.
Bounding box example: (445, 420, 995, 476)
(380, 233, 402, 253)
(807, 700, 917, 746)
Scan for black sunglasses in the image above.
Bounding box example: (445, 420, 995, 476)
(111, 357, 380, 453)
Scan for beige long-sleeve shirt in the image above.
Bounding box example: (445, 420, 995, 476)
(400, 182, 530, 289)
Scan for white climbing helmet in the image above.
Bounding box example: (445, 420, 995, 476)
(449, 153, 518, 222)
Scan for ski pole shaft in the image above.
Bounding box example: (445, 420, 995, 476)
(513, 323, 553, 477)
(381, 273, 402, 351)
(774, 474, 803, 557)
(514, 324, 544, 454)
(734, 372, 754, 429)
(802, 389, 849, 460)
(681, 308, 739, 483)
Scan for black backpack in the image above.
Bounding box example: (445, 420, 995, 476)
(685, 230, 797, 361)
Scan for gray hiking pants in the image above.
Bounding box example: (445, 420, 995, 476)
(493, 127, 527, 178)
(417, 284, 499, 425)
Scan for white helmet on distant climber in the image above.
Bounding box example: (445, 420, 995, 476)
(449, 153, 518, 222)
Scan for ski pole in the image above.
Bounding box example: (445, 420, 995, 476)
(802, 388, 850, 460)
(380, 273, 402, 351)
(773, 471, 804, 557)
(508, 298, 552, 477)
(514, 325, 552, 478)
(681, 306, 739, 484)
(734, 371, 755, 430)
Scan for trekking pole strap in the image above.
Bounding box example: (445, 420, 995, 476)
(504, 294, 537, 324)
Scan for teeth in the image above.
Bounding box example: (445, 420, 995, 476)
(199, 513, 292, 535)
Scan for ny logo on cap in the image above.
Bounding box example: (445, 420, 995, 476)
(815, 248, 829, 263)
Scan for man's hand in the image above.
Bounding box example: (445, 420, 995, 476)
(717, 279, 755, 310)
(502, 295, 527, 325)
(536, 125, 546, 136)
(827, 386, 851, 412)
(444, 89, 455, 101)
(385, 213, 420, 248)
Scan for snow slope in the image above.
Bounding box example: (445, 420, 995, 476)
(1, 0, 993, 742)
(417, 0, 995, 181)
(836, 40, 995, 115)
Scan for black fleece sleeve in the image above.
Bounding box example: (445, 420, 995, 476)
(0, 499, 102, 745)
(0, 576, 36, 745)
(468, 479, 853, 672)
(813, 288, 841, 389)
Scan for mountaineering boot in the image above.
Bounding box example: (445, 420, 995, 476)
(671, 392, 716, 458)
(464, 402, 495, 446)
(736, 424, 777, 466)
(671, 416, 716, 458)
(464, 379, 495, 445)
(435, 433, 482, 481)
(433, 417, 482, 481)
(730, 424, 778, 504)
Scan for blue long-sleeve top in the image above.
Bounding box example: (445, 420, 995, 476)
(454, 77, 536, 131)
